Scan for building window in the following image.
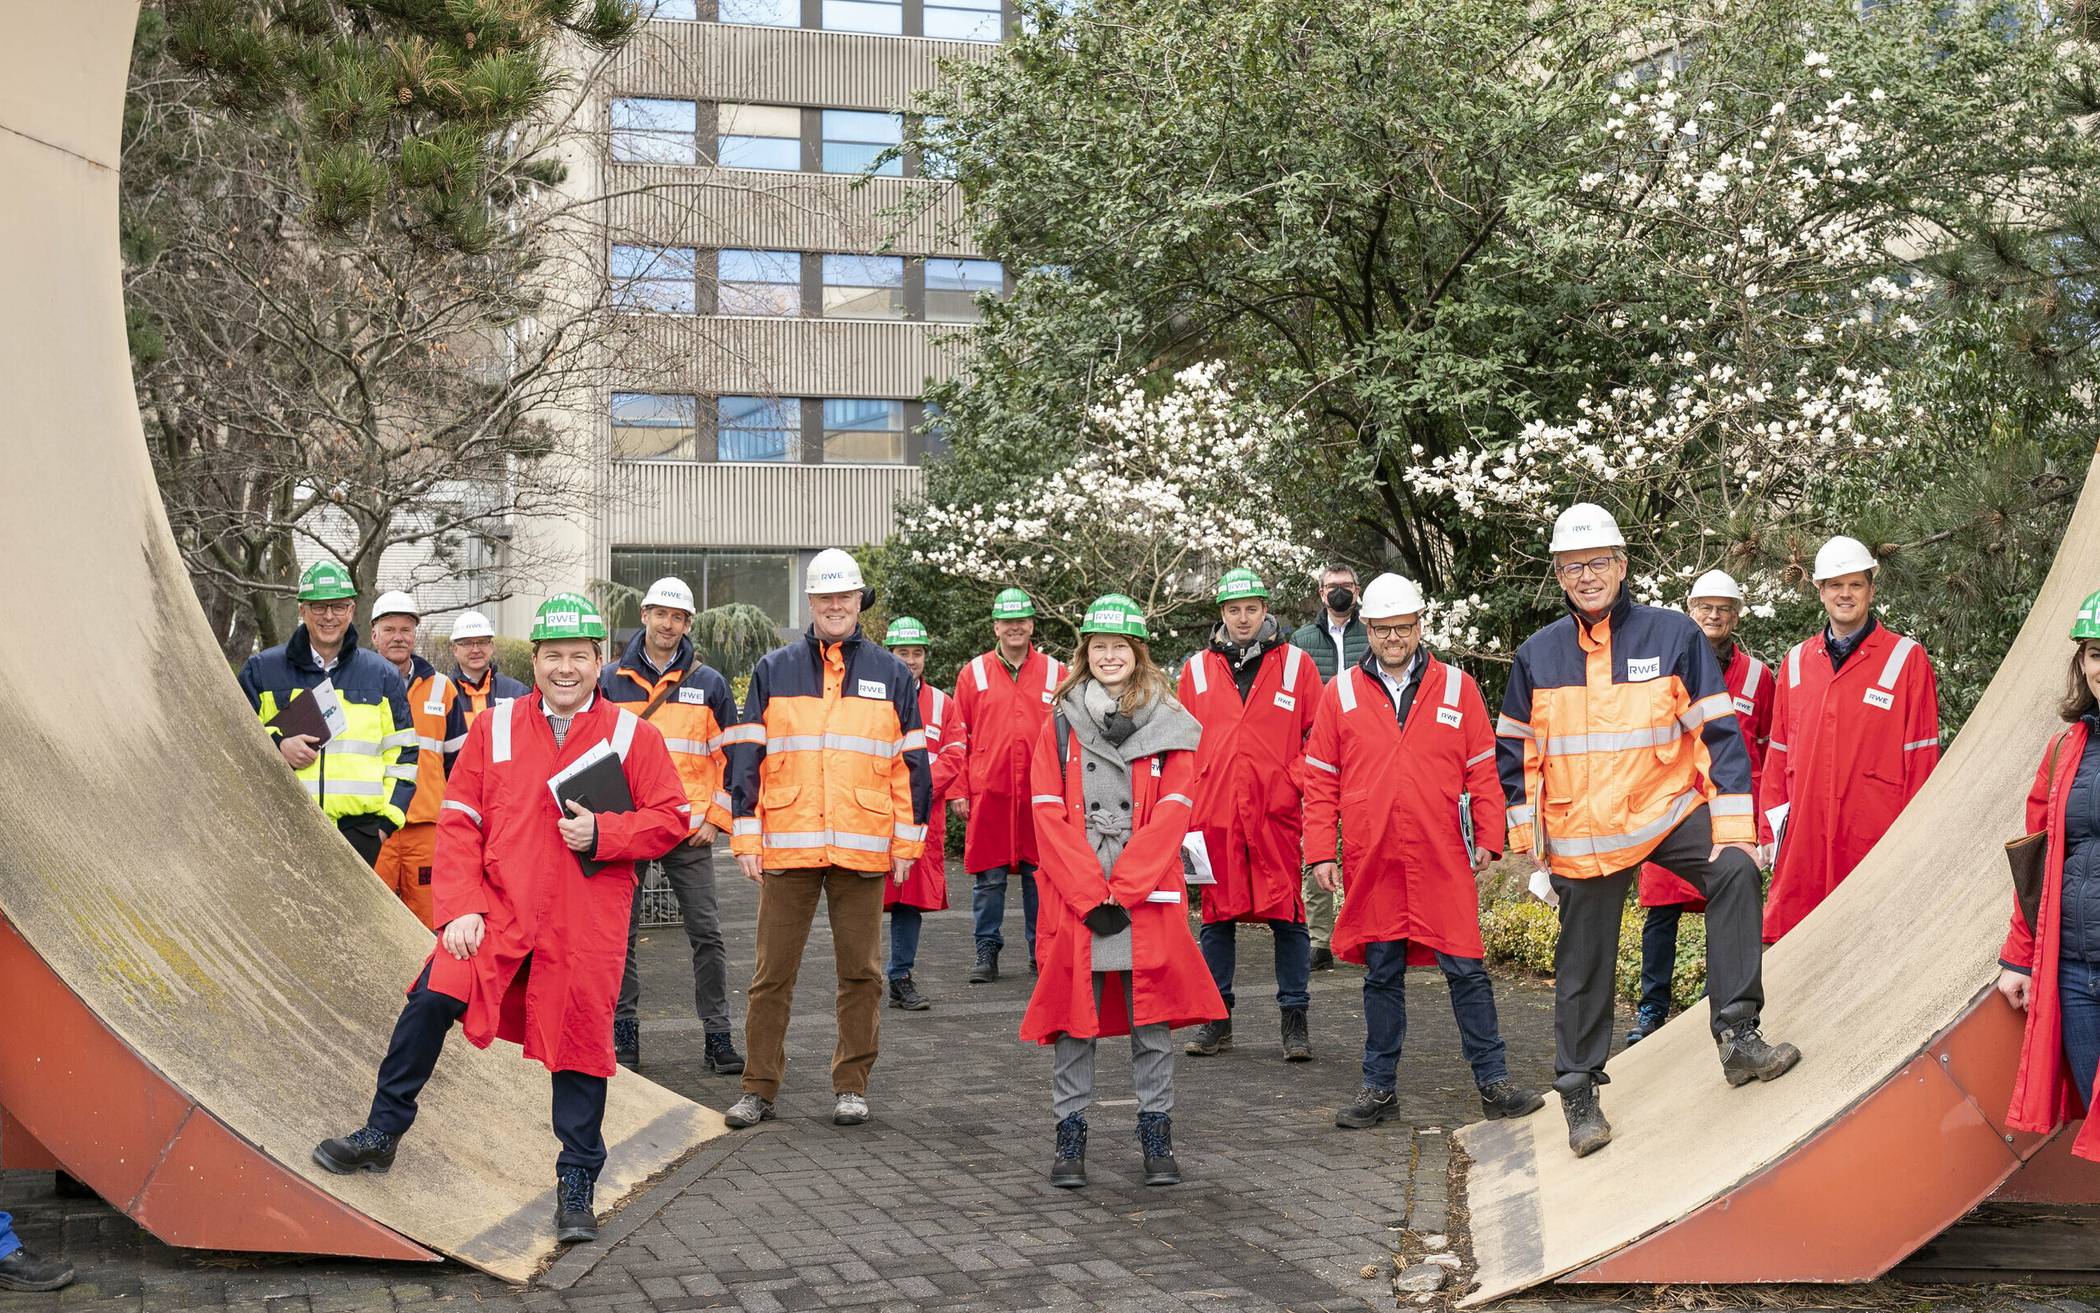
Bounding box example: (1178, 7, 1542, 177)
(718, 396, 801, 462)
(821, 398, 906, 464)
(820, 254, 906, 319)
(610, 548, 798, 634)
(718, 249, 802, 317)
(716, 0, 796, 23)
(821, 0, 902, 34)
(820, 110, 902, 176)
(611, 244, 698, 313)
(925, 258, 1003, 323)
(610, 97, 698, 165)
(918, 114, 956, 180)
(718, 103, 802, 171)
(611, 392, 700, 461)
(642, 0, 699, 20)
(924, 0, 1001, 41)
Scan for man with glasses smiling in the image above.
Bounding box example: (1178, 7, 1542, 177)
(1497, 505, 1800, 1158)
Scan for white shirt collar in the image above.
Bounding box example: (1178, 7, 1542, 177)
(542, 691, 595, 718)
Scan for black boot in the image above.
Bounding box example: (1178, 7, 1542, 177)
(555, 1166, 597, 1244)
(312, 1126, 398, 1175)
(1050, 1112, 1087, 1188)
(1556, 1074, 1612, 1158)
(1479, 1078, 1546, 1120)
(970, 944, 999, 983)
(1280, 1007, 1312, 1062)
(1184, 1018, 1232, 1056)
(1309, 946, 1335, 972)
(1136, 1112, 1180, 1186)
(889, 975, 931, 1011)
(704, 1030, 746, 1075)
(0, 1247, 74, 1293)
(1718, 1020, 1802, 1087)
(1624, 1002, 1667, 1046)
(1333, 1086, 1398, 1129)
(613, 1017, 640, 1069)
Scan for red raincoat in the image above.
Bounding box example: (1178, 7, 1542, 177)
(1762, 621, 1941, 943)
(1179, 637, 1318, 924)
(1639, 644, 1777, 910)
(424, 692, 689, 1078)
(886, 682, 967, 912)
(954, 646, 1065, 873)
(2002, 721, 2100, 1161)
(1018, 712, 1227, 1043)
(1302, 653, 1505, 966)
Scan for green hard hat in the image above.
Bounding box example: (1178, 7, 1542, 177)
(530, 592, 608, 642)
(1079, 593, 1149, 641)
(1215, 568, 1269, 604)
(885, 615, 931, 647)
(297, 559, 357, 602)
(2074, 588, 2100, 640)
(991, 587, 1035, 620)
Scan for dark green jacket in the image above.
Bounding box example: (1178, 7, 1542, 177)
(1289, 615, 1369, 682)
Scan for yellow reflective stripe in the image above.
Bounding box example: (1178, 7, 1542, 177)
(441, 798, 482, 826)
(1542, 790, 1699, 859)
(325, 739, 385, 756)
(302, 779, 389, 797)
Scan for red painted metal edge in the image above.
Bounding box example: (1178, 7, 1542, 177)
(0, 914, 436, 1262)
(0, 1107, 61, 1172)
(1993, 1125, 2100, 1205)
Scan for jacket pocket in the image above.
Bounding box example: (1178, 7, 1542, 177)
(761, 783, 800, 811)
(852, 786, 893, 817)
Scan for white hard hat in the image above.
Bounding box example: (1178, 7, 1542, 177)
(450, 610, 495, 641)
(1812, 535, 1878, 583)
(1359, 573, 1428, 621)
(641, 576, 696, 613)
(805, 547, 866, 594)
(1549, 502, 1627, 554)
(371, 590, 419, 621)
(1687, 569, 1744, 603)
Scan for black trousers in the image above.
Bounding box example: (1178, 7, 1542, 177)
(365, 960, 609, 1180)
(338, 816, 391, 868)
(1549, 806, 1763, 1084)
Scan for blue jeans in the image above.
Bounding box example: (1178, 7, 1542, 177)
(1361, 941, 1508, 1092)
(971, 864, 1038, 953)
(2060, 957, 2100, 1106)
(1198, 919, 1311, 1012)
(0, 1211, 17, 1261)
(887, 906, 922, 980)
(1638, 905, 1682, 1016)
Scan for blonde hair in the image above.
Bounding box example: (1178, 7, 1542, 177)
(1055, 634, 1174, 717)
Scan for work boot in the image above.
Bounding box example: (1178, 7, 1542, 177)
(1718, 1020, 1803, 1087)
(723, 1093, 774, 1129)
(554, 1166, 597, 1245)
(833, 1092, 871, 1126)
(1309, 946, 1335, 972)
(0, 1247, 74, 1293)
(1050, 1112, 1088, 1188)
(1624, 1002, 1667, 1046)
(612, 1017, 641, 1068)
(1185, 1018, 1233, 1056)
(704, 1030, 746, 1075)
(1479, 1079, 1546, 1120)
(311, 1125, 397, 1175)
(1333, 1086, 1399, 1129)
(889, 975, 932, 1011)
(1280, 1007, 1312, 1062)
(1136, 1112, 1180, 1186)
(969, 944, 999, 984)
(1557, 1075, 1612, 1158)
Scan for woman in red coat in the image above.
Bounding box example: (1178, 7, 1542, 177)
(883, 616, 969, 1010)
(1022, 594, 1223, 1190)
(1997, 591, 2100, 1164)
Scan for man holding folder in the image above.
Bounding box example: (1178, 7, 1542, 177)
(310, 594, 689, 1245)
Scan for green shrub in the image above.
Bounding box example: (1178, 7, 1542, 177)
(494, 635, 534, 683)
(1478, 888, 1707, 1011)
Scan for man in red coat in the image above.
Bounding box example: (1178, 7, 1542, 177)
(1762, 536, 1941, 943)
(1303, 574, 1544, 1130)
(883, 616, 970, 1011)
(311, 594, 690, 1245)
(1178, 568, 1318, 1062)
(955, 588, 1066, 983)
(1627, 569, 1777, 1044)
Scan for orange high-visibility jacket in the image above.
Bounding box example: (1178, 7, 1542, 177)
(599, 632, 738, 836)
(1639, 642, 1777, 910)
(725, 628, 932, 873)
(398, 656, 468, 827)
(1496, 589, 1757, 879)
(450, 666, 528, 727)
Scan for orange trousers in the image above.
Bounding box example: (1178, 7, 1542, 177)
(375, 821, 436, 928)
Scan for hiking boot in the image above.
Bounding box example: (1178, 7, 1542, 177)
(723, 1093, 774, 1129)
(312, 1125, 397, 1175)
(889, 975, 932, 1011)
(1334, 1086, 1399, 1129)
(554, 1166, 597, 1245)
(969, 944, 999, 983)
(1280, 1007, 1312, 1062)
(1624, 1002, 1667, 1047)
(834, 1092, 871, 1126)
(1557, 1075, 1612, 1158)
(1479, 1078, 1546, 1120)
(1718, 1020, 1802, 1088)
(0, 1247, 74, 1293)
(1136, 1111, 1180, 1186)
(1185, 1018, 1233, 1056)
(1050, 1112, 1087, 1188)
(1309, 946, 1335, 972)
(612, 1017, 640, 1068)
(704, 1030, 746, 1075)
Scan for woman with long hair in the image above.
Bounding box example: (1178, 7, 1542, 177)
(1020, 594, 1226, 1189)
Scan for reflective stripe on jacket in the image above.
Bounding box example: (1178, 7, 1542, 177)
(1639, 644, 1776, 909)
(952, 646, 1065, 872)
(239, 623, 419, 829)
(400, 657, 468, 827)
(599, 632, 738, 834)
(1179, 639, 1316, 923)
(451, 667, 528, 727)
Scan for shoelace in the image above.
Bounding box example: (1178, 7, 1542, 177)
(1136, 1113, 1172, 1157)
(558, 1169, 592, 1212)
(1055, 1114, 1087, 1159)
(349, 1127, 393, 1151)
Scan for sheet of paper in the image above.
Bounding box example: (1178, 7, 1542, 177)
(1180, 830, 1216, 886)
(546, 739, 617, 810)
(308, 677, 348, 740)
